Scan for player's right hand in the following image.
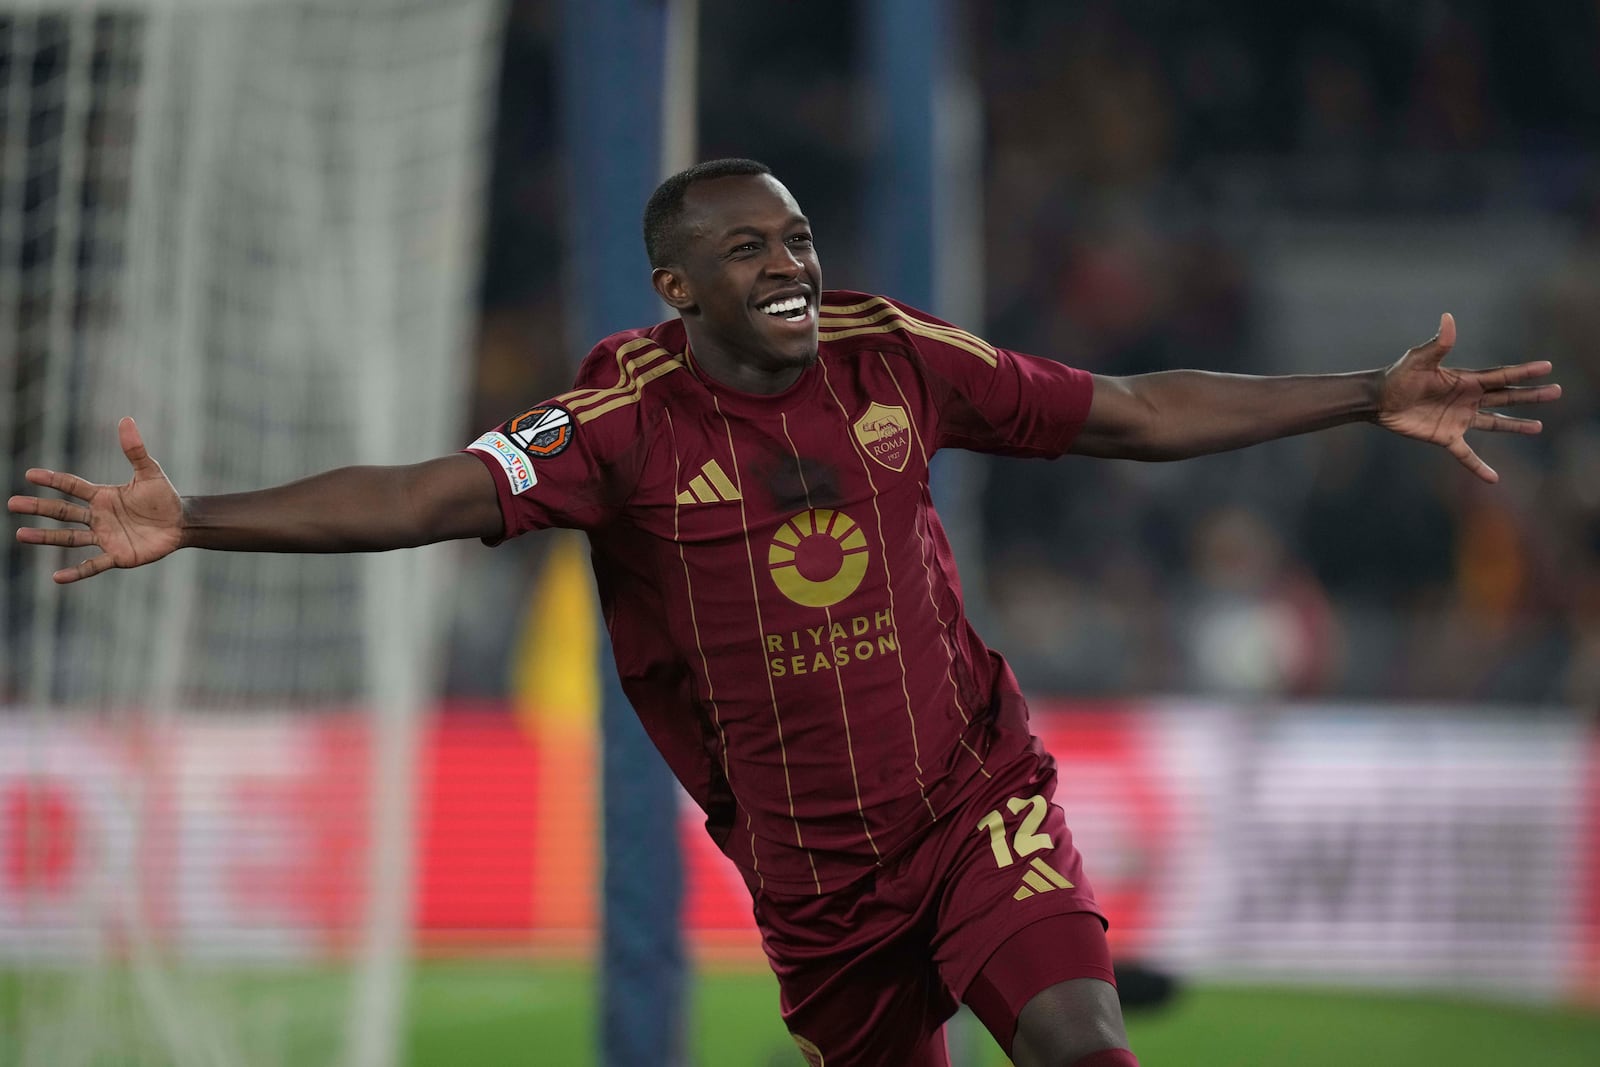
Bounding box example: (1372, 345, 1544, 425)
(8, 417, 183, 584)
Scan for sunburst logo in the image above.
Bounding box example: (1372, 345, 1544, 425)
(767, 508, 869, 608)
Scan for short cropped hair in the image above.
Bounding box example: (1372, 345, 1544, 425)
(642, 158, 773, 268)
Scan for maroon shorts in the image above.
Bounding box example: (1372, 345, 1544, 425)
(753, 747, 1111, 1066)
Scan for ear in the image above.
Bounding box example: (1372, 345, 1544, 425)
(652, 266, 696, 312)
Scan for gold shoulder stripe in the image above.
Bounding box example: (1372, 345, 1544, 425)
(820, 295, 888, 316)
(562, 337, 669, 407)
(895, 320, 998, 366)
(820, 298, 997, 366)
(818, 298, 908, 328)
(819, 295, 904, 325)
(576, 356, 682, 424)
(567, 345, 676, 413)
(821, 320, 997, 367)
(821, 297, 996, 355)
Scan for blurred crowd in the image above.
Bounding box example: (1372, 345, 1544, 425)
(464, 1, 1599, 711)
(968, 2, 1600, 708)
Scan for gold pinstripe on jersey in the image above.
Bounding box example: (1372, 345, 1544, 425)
(875, 352, 980, 740)
(712, 396, 820, 892)
(818, 362, 937, 821)
(662, 409, 763, 885)
(778, 412, 883, 860)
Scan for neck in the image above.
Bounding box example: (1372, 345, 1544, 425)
(686, 337, 808, 396)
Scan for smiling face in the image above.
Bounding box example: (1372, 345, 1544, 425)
(650, 174, 822, 394)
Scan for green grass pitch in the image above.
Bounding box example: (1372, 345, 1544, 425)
(5, 961, 1599, 1065)
(408, 961, 1600, 1066)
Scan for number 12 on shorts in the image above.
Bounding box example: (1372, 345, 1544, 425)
(976, 794, 1054, 868)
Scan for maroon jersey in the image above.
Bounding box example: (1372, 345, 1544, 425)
(464, 292, 1093, 894)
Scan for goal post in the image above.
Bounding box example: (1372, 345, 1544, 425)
(0, 2, 503, 1064)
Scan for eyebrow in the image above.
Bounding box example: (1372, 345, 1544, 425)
(716, 217, 809, 242)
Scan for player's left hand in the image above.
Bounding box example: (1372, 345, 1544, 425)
(1375, 313, 1560, 483)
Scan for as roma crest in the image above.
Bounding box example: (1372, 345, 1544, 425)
(852, 401, 911, 473)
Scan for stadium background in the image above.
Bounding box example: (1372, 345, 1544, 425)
(3, 1, 1600, 1065)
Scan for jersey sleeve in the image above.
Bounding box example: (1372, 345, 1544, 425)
(940, 346, 1094, 457)
(462, 398, 620, 539)
(871, 296, 1094, 458)
(462, 332, 665, 540)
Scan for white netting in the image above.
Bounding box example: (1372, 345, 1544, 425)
(0, 1, 501, 1063)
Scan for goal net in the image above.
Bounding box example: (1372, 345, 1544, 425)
(0, 1, 501, 1064)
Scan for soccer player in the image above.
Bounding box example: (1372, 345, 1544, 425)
(9, 159, 1559, 1067)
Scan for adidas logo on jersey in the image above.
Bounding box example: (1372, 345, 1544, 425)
(1012, 856, 1075, 901)
(676, 459, 742, 504)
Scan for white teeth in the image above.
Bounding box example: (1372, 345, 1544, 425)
(760, 295, 807, 316)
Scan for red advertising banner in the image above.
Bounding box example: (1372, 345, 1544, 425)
(415, 710, 541, 935)
(2, 704, 1596, 1003)
(1031, 703, 1170, 954)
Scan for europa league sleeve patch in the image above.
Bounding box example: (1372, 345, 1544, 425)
(504, 403, 574, 459)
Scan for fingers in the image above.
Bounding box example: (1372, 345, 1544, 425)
(7, 494, 91, 524)
(55, 553, 115, 585)
(1471, 361, 1556, 391)
(10, 508, 110, 581)
(1447, 436, 1497, 484)
(1472, 412, 1542, 435)
(22, 467, 99, 501)
(10, 501, 112, 581)
(16, 526, 96, 549)
(119, 417, 162, 479)
(1479, 382, 1561, 407)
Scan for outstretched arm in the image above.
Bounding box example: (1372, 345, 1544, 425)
(1070, 314, 1559, 482)
(9, 417, 502, 584)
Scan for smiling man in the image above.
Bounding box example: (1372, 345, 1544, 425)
(645, 163, 824, 391)
(9, 158, 1560, 1067)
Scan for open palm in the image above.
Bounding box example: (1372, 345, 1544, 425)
(1376, 313, 1561, 483)
(8, 417, 183, 584)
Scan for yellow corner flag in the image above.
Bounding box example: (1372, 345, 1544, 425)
(512, 530, 600, 734)
(515, 530, 602, 942)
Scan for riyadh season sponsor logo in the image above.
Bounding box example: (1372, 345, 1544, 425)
(764, 609, 900, 680)
(763, 507, 905, 680)
(468, 431, 535, 495)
